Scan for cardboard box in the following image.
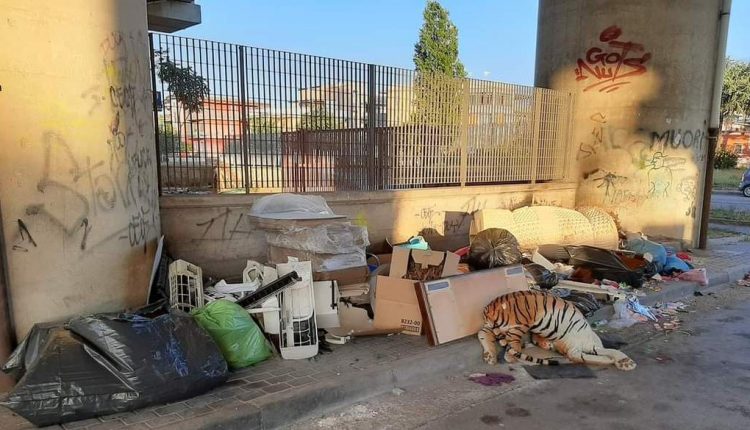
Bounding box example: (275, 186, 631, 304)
(389, 247, 460, 279)
(415, 265, 529, 346)
(372, 276, 422, 335)
(369, 248, 461, 336)
(327, 302, 400, 337)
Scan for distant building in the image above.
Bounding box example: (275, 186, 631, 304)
(720, 114, 750, 166)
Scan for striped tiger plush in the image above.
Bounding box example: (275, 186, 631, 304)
(478, 290, 636, 371)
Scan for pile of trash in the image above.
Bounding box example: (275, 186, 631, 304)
(1, 308, 228, 426)
(1, 195, 715, 426)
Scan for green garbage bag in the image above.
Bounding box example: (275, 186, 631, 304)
(191, 300, 272, 369)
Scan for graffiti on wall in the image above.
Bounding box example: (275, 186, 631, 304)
(574, 25, 652, 93)
(13, 31, 158, 253)
(195, 208, 254, 240)
(578, 111, 702, 218)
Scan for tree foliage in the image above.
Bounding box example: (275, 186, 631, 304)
(411, 1, 466, 127)
(298, 107, 337, 130)
(157, 57, 210, 114)
(714, 149, 739, 169)
(250, 116, 280, 134)
(157, 119, 188, 156)
(413, 0, 466, 78)
(721, 58, 750, 121)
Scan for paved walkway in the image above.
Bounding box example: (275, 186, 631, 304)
(2, 240, 750, 430)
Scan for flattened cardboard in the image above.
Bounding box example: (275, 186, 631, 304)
(372, 276, 422, 335)
(390, 247, 460, 280)
(416, 266, 529, 346)
(313, 265, 369, 285)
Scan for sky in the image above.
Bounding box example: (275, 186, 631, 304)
(177, 0, 750, 87)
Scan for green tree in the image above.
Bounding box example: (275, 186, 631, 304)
(250, 116, 280, 134)
(157, 57, 210, 113)
(157, 119, 186, 156)
(156, 55, 210, 149)
(411, 1, 466, 128)
(298, 106, 337, 130)
(413, 0, 466, 78)
(721, 58, 750, 125)
(714, 149, 739, 169)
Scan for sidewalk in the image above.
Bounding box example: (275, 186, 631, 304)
(3, 239, 750, 430)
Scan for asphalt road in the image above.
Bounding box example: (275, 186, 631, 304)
(711, 191, 750, 211)
(293, 286, 750, 430)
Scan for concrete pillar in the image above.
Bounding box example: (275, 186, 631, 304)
(0, 0, 160, 338)
(535, 0, 723, 245)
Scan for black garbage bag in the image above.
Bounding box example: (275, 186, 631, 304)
(567, 245, 645, 288)
(524, 263, 559, 289)
(1, 311, 228, 427)
(1, 322, 59, 381)
(536, 244, 572, 264)
(565, 291, 602, 317)
(468, 228, 522, 270)
(551, 289, 601, 317)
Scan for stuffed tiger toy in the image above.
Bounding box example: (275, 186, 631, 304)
(478, 290, 636, 371)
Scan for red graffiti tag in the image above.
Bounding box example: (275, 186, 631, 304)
(574, 25, 652, 93)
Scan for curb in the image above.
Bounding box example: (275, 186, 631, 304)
(173, 339, 479, 430)
(708, 218, 750, 227)
(170, 260, 750, 430)
(712, 189, 742, 195)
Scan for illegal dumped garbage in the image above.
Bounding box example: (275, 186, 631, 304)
(251, 193, 370, 273)
(1, 311, 228, 426)
(524, 263, 559, 289)
(470, 206, 619, 250)
(192, 300, 273, 369)
(550, 288, 600, 317)
(538, 245, 648, 288)
(625, 234, 668, 272)
(468, 228, 523, 270)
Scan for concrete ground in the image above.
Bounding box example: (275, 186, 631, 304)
(287, 285, 750, 430)
(711, 191, 750, 211)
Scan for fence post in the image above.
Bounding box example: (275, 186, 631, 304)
(530, 88, 543, 184)
(237, 45, 250, 194)
(367, 64, 377, 190)
(148, 33, 163, 197)
(459, 78, 470, 187)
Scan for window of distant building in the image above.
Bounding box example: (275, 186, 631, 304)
(735, 144, 744, 154)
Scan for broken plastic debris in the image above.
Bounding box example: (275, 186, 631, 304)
(627, 296, 657, 321)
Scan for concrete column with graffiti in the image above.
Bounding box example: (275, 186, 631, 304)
(535, 0, 722, 245)
(0, 0, 160, 337)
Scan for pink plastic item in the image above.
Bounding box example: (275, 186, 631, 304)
(677, 268, 708, 286)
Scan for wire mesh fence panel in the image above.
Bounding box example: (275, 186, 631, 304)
(150, 33, 573, 195)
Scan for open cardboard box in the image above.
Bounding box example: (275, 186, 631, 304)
(372, 248, 460, 335)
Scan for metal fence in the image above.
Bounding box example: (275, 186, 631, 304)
(150, 33, 574, 194)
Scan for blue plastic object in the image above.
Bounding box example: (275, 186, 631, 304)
(625, 237, 667, 271)
(398, 236, 429, 250)
(663, 255, 691, 273)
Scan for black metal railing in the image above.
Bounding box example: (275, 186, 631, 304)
(150, 33, 574, 195)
